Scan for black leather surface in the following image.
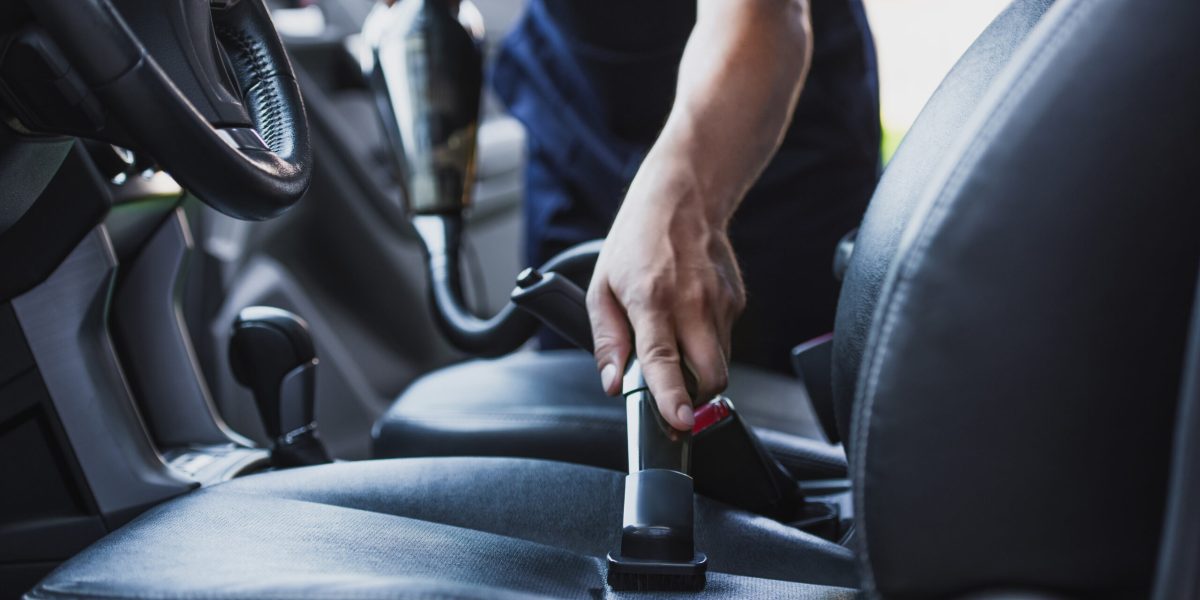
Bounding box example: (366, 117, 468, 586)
(1153, 272, 1200, 599)
(214, 0, 306, 161)
(375, 350, 848, 480)
(27, 458, 856, 599)
(848, 0, 1200, 596)
(831, 0, 1054, 445)
(208, 0, 313, 211)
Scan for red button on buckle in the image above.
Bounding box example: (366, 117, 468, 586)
(692, 398, 732, 434)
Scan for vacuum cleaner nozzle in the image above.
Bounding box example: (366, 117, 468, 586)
(606, 469, 708, 591)
(607, 362, 707, 591)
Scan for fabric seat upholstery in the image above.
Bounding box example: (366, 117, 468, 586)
(26, 458, 856, 600)
(374, 351, 849, 479)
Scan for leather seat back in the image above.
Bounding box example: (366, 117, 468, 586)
(832, 0, 1054, 443)
(842, 0, 1200, 596)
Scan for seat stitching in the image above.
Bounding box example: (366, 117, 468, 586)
(215, 26, 287, 154)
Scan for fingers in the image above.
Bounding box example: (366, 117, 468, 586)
(676, 311, 728, 401)
(628, 308, 695, 431)
(588, 279, 632, 396)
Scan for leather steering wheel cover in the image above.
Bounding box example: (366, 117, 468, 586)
(27, 0, 312, 220)
(211, 0, 307, 174)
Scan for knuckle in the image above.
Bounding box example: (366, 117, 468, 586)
(587, 310, 608, 334)
(586, 292, 608, 319)
(679, 286, 708, 312)
(640, 342, 680, 366)
(588, 309, 608, 333)
(680, 280, 705, 302)
(630, 278, 673, 309)
(592, 332, 624, 353)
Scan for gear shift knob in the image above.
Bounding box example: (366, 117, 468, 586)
(229, 306, 330, 467)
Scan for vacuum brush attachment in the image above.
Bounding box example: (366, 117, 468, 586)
(607, 360, 707, 591)
(504, 272, 706, 590)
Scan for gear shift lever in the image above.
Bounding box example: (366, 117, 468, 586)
(229, 306, 331, 467)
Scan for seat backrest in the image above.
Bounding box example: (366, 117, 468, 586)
(841, 0, 1200, 596)
(832, 0, 1054, 443)
(1153, 272, 1200, 600)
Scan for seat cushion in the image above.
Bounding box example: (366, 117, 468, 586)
(374, 350, 847, 479)
(27, 458, 856, 599)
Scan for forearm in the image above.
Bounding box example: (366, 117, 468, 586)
(589, 0, 812, 428)
(647, 0, 812, 227)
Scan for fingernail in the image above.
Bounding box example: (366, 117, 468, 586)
(600, 364, 618, 393)
(676, 404, 695, 430)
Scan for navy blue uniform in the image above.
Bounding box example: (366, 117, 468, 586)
(493, 0, 880, 373)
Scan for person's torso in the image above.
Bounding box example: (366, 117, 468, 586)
(493, 0, 879, 212)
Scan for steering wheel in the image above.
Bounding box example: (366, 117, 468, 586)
(20, 0, 311, 220)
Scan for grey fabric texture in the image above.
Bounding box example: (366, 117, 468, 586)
(28, 458, 857, 599)
(375, 351, 847, 479)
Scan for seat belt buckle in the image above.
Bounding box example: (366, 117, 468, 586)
(692, 397, 733, 434)
(691, 397, 804, 521)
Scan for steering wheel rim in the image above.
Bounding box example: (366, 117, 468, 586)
(24, 0, 312, 220)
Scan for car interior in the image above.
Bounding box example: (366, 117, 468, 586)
(1, 0, 1198, 598)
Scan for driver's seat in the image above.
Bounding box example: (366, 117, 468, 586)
(27, 0, 1199, 597)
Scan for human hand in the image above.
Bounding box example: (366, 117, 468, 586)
(587, 156, 746, 431)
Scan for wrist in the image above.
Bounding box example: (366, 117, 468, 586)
(636, 130, 740, 229)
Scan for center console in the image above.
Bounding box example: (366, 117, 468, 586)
(0, 142, 267, 596)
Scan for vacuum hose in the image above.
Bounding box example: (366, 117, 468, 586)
(411, 214, 535, 356)
(412, 213, 602, 356)
(363, 0, 608, 356)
